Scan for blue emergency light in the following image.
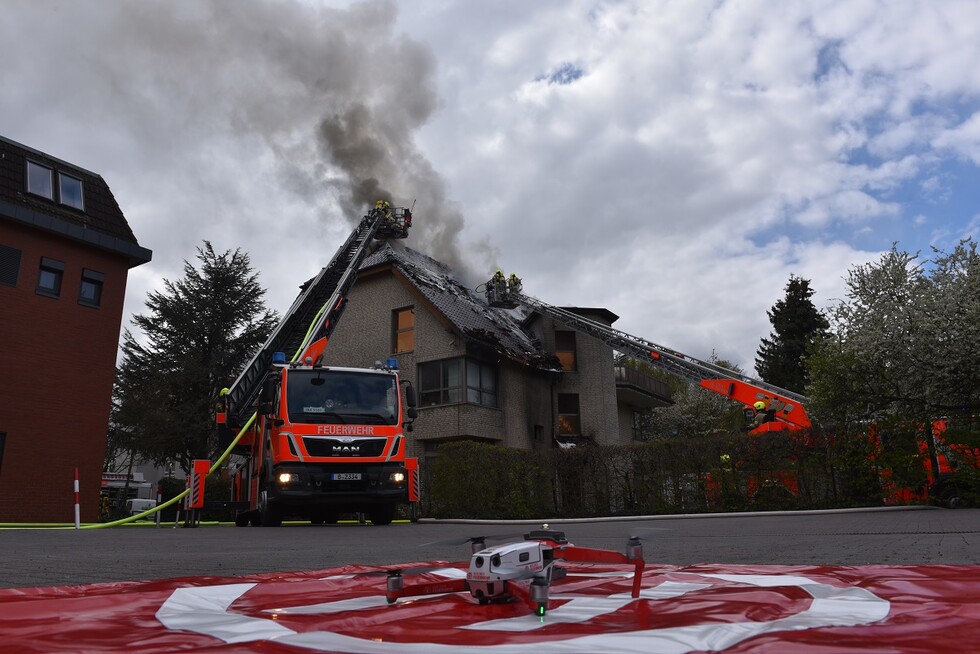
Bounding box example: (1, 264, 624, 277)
(386, 358, 398, 370)
(272, 352, 287, 365)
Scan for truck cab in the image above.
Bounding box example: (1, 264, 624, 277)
(231, 357, 419, 527)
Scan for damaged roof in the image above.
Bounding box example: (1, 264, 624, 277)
(361, 242, 561, 370)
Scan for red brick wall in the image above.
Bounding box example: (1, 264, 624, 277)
(0, 220, 131, 522)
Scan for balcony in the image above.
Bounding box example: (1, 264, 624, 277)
(614, 366, 673, 409)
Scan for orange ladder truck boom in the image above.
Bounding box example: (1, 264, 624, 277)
(484, 277, 811, 433)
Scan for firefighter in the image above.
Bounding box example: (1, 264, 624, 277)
(749, 400, 772, 429)
(493, 269, 506, 293)
(508, 273, 522, 295)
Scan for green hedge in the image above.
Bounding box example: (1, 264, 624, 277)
(425, 430, 900, 519)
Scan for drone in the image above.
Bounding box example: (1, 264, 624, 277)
(383, 526, 648, 617)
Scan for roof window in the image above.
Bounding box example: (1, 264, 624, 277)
(27, 160, 53, 199)
(59, 172, 84, 210)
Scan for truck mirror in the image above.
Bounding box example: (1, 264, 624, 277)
(259, 378, 276, 404)
(405, 385, 417, 408)
(407, 407, 418, 420)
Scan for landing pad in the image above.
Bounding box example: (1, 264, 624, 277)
(1, 563, 978, 652)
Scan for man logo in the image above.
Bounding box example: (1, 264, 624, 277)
(332, 445, 361, 454)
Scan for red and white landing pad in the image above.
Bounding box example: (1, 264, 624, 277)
(1, 563, 978, 653)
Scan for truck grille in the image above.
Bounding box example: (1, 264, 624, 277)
(302, 437, 387, 458)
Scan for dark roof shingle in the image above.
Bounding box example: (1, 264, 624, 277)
(362, 243, 560, 370)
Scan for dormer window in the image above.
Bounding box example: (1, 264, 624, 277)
(26, 161, 53, 199)
(59, 173, 84, 210)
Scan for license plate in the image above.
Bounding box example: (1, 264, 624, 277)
(331, 473, 361, 481)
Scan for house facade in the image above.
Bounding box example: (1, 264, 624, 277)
(320, 243, 670, 467)
(0, 135, 151, 522)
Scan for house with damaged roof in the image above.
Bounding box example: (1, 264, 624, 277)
(320, 242, 672, 465)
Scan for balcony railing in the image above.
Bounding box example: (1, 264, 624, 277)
(614, 365, 672, 402)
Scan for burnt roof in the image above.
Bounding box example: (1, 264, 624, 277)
(361, 242, 561, 370)
(0, 134, 151, 267)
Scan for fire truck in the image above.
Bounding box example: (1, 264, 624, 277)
(220, 204, 420, 527)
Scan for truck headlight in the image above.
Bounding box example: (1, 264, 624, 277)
(278, 472, 300, 484)
(389, 471, 406, 484)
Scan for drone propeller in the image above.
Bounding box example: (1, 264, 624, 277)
(628, 526, 669, 541)
(420, 533, 525, 551)
(359, 565, 449, 578)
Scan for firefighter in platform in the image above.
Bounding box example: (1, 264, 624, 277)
(489, 269, 507, 304)
(749, 400, 773, 429)
(508, 272, 522, 295)
(374, 199, 397, 236)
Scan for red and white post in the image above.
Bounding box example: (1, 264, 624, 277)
(73, 468, 80, 530)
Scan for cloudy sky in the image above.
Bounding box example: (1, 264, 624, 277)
(4, 0, 979, 375)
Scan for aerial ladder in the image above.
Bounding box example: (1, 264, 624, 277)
(225, 205, 411, 427)
(218, 203, 418, 526)
(484, 276, 811, 432)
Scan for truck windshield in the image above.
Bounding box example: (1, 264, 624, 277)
(285, 370, 398, 425)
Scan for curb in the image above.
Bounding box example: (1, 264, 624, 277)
(417, 505, 941, 525)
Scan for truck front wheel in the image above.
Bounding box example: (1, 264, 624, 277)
(258, 490, 282, 527)
(370, 504, 396, 526)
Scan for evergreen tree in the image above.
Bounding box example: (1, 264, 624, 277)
(755, 276, 829, 394)
(111, 242, 278, 473)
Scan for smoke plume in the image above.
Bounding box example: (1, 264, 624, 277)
(3, 0, 487, 280)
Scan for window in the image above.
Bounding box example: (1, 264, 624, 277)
(555, 331, 577, 371)
(78, 268, 104, 307)
(466, 360, 497, 407)
(419, 358, 498, 408)
(557, 393, 581, 435)
(36, 257, 64, 297)
(393, 307, 414, 353)
(27, 161, 53, 199)
(419, 359, 461, 406)
(59, 173, 84, 210)
(0, 243, 21, 286)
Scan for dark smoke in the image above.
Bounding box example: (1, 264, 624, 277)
(24, 0, 491, 281)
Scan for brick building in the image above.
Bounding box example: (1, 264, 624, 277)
(320, 243, 671, 468)
(0, 135, 151, 522)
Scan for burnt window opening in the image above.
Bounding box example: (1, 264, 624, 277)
(0, 243, 22, 286)
(419, 358, 498, 408)
(27, 160, 54, 199)
(78, 268, 104, 308)
(393, 306, 414, 353)
(557, 393, 581, 435)
(36, 257, 64, 298)
(555, 330, 577, 371)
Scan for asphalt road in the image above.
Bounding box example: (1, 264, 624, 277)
(2, 506, 977, 589)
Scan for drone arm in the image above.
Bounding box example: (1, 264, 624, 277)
(554, 546, 645, 599)
(386, 578, 468, 604)
(554, 545, 629, 564)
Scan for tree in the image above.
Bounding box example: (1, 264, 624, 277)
(807, 241, 980, 480)
(633, 352, 747, 440)
(111, 242, 278, 474)
(755, 276, 829, 394)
